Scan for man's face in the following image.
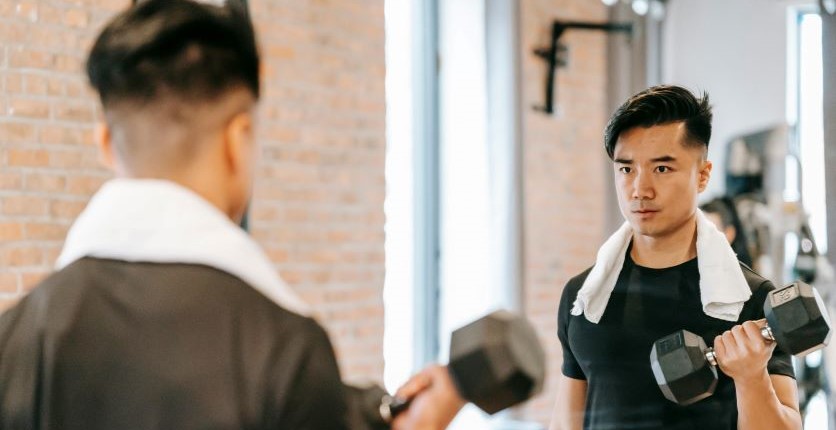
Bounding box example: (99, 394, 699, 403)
(612, 122, 711, 238)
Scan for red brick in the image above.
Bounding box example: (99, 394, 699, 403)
(22, 272, 48, 291)
(15, 2, 38, 22)
(0, 3, 13, 18)
(40, 124, 88, 145)
(64, 9, 89, 28)
(0, 172, 23, 189)
(66, 175, 106, 195)
(42, 246, 62, 267)
(24, 223, 68, 241)
(7, 149, 50, 167)
(24, 172, 67, 193)
(65, 80, 89, 98)
(4, 72, 24, 94)
(54, 55, 82, 73)
(53, 102, 95, 123)
(0, 246, 43, 266)
(0, 223, 24, 241)
(46, 77, 64, 97)
(0, 122, 36, 143)
(50, 200, 88, 220)
(24, 74, 49, 95)
(9, 49, 53, 69)
(1, 196, 49, 216)
(0, 274, 17, 293)
(37, 4, 61, 26)
(47, 150, 86, 168)
(7, 97, 50, 119)
(0, 22, 27, 45)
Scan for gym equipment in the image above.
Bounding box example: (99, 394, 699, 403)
(360, 310, 546, 425)
(650, 281, 831, 405)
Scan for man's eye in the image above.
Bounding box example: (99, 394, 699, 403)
(618, 166, 632, 174)
(656, 166, 670, 173)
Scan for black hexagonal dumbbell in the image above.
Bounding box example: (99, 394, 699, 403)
(650, 281, 832, 406)
(365, 310, 546, 424)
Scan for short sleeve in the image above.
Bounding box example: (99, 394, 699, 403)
(748, 280, 796, 379)
(558, 280, 586, 380)
(267, 319, 352, 430)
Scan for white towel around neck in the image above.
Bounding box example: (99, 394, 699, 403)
(56, 178, 310, 317)
(570, 209, 752, 323)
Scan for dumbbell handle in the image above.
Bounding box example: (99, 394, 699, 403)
(704, 325, 776, 366)
(378, 394, 410, 423)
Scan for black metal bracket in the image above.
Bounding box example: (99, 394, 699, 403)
(533, 21, 633, 114)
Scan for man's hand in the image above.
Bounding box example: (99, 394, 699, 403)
(713, 319, 775, 383)
(391, 365, 466, 430)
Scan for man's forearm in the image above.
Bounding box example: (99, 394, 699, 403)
(735, 372, 801, 430)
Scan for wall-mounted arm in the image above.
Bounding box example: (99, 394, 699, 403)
(533, 20, 633, 114)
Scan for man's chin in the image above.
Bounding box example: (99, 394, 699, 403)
(628, 220, 660, 237)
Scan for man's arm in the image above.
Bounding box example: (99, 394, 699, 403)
(548, 375, 587, 430)
(736, 374, 801, 430)
(714, 320, 802, 430)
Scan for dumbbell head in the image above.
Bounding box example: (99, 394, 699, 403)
(765, 281, 832, 356)
(650, 330, 717, 406)
(447, 310, 546, 414)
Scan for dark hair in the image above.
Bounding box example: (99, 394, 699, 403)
(604, 85, 712, 159)
(700, 198, 735, 229)
(700, 197, 753, 267)
(86, 0, 259, 109)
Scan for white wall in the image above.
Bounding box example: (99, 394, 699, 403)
(662, 0, 791, 197)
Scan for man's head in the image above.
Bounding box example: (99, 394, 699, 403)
(701, 198, 737, 243)
(606, 85, 713, 238)
(86, 0, 259, 222)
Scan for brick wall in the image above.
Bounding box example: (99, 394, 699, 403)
(0, 0, 116, 313)
(0, 0, 386, 383)
(519, 0, 610, 425)
(248, 0, 386, 382)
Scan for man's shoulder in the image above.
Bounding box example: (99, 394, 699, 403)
(560, 266, 595, 302)
(15, 258, 321, 334)
(738, 261, 775, 294)
(568, 266, 595, 287)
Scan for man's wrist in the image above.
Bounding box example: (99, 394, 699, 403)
(733, 369, 773, 396)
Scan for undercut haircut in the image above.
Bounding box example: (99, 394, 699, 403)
(85, 0, 260, 173)
(87, 0, 259, 108)
(603, 85, 712, 160)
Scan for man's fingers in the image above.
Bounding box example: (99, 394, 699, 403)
(394, 367, 437, 399)
(740, 320, 766, 344)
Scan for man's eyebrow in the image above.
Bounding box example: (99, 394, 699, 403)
(651, 155, 676, 163)
(614, 155, 677, 164)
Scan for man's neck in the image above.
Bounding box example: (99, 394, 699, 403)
(630, 217, 698, 269)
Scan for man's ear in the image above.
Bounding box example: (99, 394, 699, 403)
(697, 159, 712, 193)
(223, 110, 254, 174)
(95, 122, 118, 171)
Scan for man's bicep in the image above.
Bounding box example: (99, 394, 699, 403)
(548, 375, 587, 430)
(770, 374, 801, 413)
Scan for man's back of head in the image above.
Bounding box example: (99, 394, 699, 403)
(86, 0, 260, 178)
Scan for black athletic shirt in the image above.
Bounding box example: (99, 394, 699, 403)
(0, 258, 380, 430)
(557, 249, 795, 430)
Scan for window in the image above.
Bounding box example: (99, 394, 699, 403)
(797, 12, 827, 253)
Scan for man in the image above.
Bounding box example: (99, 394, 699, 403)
(700, 197, 753, 267)
(0, 1, 463, 429)
(549, 85, 800, 430)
